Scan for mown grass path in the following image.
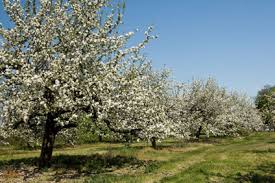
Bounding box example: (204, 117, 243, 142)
(158, 133, 275, 183)
(0, 132, 274, 183)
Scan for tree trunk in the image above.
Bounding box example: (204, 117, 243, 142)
(195, 126, 202, 139)
(39, 115, 56, 168)
(151, 137, 157, 149)
(98, 134, 102, 142)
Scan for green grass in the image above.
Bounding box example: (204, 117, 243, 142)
(0, 132, 274, 183)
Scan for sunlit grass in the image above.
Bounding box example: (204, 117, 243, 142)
(0, 132, 274, 183)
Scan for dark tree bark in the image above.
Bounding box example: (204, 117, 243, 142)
(98, 134, 103, 142)
(39, 114, 56, 168)
(151, 137, 157, 149)
(195, 126, 202, 139)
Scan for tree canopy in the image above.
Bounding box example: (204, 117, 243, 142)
(0, 0, 264, 168)
(255, 85, 275, 131)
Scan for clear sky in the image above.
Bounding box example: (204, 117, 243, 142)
(0, 0, 274, 97)
(122, 0, 275, 97)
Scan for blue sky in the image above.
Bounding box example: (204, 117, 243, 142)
(0, 1, 274, 97)
(122, 0, 275, 97)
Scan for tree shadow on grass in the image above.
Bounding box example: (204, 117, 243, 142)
(235, 163, 275, 183)
(250, 148, 275, 154)
(193, 163, 275, 183)
(0, 153, 147, 182)
(267, 140, 275, 144)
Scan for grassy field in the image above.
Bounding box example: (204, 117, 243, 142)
(0, 132, 274, 183)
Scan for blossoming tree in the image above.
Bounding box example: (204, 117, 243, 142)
(91, 63, 172, 148)
(0, 0, 264, 169)
(172, 78, 263, 139)
(0, 0, 156, 167)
